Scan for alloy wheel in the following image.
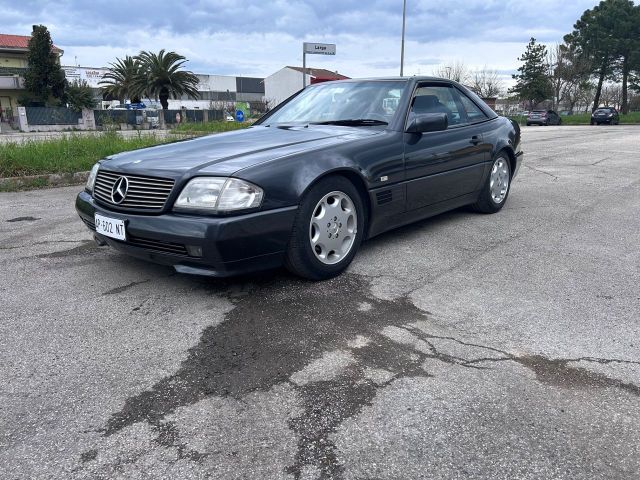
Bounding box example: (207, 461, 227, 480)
(489, 157, 510, 204)
(309, 191, 358, 265)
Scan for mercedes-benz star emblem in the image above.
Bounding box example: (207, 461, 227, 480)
(111, 176, 129, 204)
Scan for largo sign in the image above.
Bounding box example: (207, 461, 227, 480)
(303, 43, 337, 55)
(302, 42, 337, 88)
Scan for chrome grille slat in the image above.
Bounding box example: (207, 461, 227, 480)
(94, 170, 175, 211)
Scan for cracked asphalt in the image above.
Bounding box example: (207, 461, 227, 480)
(1, 125, 639, 479)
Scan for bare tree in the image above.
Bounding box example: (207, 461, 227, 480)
(600, 83, 623, 109)
(563, 79, 595, 112)
(547, 44, 570, 110)
(549, 43, 593, 112)
(433, 61, 470, 84)
(469, 67, 504, 98)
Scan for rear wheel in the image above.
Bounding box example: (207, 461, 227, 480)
(471, 153, 511, 214)
(285, 176, 365, 280)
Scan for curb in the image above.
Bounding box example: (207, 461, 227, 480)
(0, 171, 89, 191)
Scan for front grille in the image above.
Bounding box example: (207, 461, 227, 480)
(94, 170, 175, 211)
(126, 236, 189, 256)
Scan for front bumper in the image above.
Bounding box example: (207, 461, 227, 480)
(76, 191, 298, 277)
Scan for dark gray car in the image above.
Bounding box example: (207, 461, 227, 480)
(526, 110, 561, 126)
(76, 77, 523, 280)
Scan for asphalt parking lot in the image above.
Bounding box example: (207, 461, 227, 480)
(1, 124, 639, 479)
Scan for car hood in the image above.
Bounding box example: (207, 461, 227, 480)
(101, 125, 379, 178)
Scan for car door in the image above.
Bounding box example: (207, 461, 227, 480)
(403, 83, 487, 210)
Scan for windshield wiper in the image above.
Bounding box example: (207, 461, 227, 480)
(312, 118, 388, 126)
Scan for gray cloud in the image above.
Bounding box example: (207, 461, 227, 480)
(0, 0, 597, 77)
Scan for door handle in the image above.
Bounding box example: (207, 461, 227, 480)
(470, 135, 481, 145)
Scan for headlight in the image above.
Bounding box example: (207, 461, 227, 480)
(174, 177, 263, 212)
(86, 163, 100, 192)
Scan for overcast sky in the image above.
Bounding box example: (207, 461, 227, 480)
(1, 0, 596, 84)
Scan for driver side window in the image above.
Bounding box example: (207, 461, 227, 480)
(410, 85, 462, 127)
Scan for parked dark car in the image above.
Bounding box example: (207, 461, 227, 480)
(526, 109, 562, 126)
(76, 77, 523, 280)
(591, 107, 620, 125)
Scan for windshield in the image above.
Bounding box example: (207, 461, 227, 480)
(260, 80, 407, 126)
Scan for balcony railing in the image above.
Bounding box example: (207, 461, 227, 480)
(0, 76, 23, 89)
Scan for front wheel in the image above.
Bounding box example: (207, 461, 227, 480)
(285, 176, 365, 280)
(471, 154, 511, 214)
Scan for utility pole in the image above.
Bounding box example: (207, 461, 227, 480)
(303, 44, 307, 89)
(400, 0, 406, 76)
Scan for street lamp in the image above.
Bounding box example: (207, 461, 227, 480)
(400, 0, 407, 76)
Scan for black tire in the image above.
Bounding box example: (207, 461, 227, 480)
(526, 122, 531, 126)
(284, 175, 365, 280)
(470, 152, 511, 214)
(558, 118, 562, 125)
(590, 120, 595, 125)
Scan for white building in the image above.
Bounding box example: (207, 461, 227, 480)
(264, 66, 349, 107)
(62, 66, 265, 110)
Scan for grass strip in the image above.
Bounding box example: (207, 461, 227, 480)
(170, 120, 252, 135)
(0, 131, 182, 178)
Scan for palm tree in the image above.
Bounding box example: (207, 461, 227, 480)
(99, 56, 142, 104)
(134, 50, 199, 109)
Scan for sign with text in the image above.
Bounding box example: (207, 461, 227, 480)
(303, 43, 336, 55)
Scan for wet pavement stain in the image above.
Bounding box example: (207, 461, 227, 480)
(79, 449, 97, 463)
(36, 240, 97, 258)
(6, 216, 40, 223)
(104, 275, 430, 436)
(96, 273, 640, 479)
(515, 355, 640, 396)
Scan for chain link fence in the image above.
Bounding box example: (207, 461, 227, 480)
(25, 107, 82, 126)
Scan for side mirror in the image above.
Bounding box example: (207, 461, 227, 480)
(406, 113, 448, 133)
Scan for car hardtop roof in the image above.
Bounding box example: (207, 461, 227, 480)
(310, 76, 459, 84)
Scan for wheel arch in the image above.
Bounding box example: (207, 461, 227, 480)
(493, 143, 517, 178)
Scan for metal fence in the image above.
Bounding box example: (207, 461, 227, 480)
(18, 106, 233, 130)
(93, 110, 137, 127)
(163, 109, 225, 125)
(25, 107, 82, 125)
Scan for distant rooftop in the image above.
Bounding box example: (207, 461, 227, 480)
(0, 33, 63, 54)
(286, 66, 349, 80)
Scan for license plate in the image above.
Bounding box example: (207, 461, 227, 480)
(95, 213, 126, 241)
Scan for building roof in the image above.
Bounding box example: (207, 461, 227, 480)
(286, 66, 349, 80)
(0, 33, 62, 54)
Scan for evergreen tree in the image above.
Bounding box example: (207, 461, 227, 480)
(23, 25, 66, 106)
(510, 38, 553, 110)
(565, 0, 640, 113)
